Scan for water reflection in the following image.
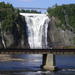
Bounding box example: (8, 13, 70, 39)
(0, 54, 42, 71)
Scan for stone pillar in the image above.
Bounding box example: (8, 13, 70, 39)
(43, 54, 56, 71)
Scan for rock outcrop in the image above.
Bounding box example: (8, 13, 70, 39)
(47, 16, 75, 48)
(0, 16, 30, 49)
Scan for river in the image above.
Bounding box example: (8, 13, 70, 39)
(0, 54, 75, 75)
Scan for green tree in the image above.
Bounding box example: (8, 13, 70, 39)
(47, 4, 75, 30)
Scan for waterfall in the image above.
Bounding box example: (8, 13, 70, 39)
(20, 13, 50, 49)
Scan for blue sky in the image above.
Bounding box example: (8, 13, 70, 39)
(0, 0, 75, 8)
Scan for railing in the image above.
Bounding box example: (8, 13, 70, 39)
(0, 7, 47, 10)
(15, 7, 47, 10)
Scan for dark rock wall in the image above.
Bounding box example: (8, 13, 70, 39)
(0, 16, 30, 49)
(47, 16, 75, 48)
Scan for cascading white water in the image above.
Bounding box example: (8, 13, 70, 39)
(20, 13, 50, 49)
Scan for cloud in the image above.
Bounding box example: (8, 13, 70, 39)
(18, 0, 33, 2)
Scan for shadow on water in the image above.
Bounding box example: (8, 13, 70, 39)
(0, 71, 75, 75)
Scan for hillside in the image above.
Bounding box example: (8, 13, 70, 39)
(0, 2, 28, 48)
(47, 4, 75, 31)
(47, 4, 75, 48)
(0, 2, 41, 48)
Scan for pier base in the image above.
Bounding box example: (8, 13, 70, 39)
(43, 54, 56, 71)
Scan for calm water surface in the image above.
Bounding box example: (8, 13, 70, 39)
(0, 54, 75, 75)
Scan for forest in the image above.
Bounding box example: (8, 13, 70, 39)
(0, 2, 40, 32)
(47, 4, 75, 31)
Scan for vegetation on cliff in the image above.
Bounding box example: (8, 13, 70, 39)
(47, 4, 75, 31)
(0, 2, 40, 32)
(47, 4, 75, 47)
(0, 2, 41, 48)
(0, 2, 19, 31)
(19, 9, 41, 13)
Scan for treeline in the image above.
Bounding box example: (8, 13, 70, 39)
(19, 9, 41, 13)
(0, 2, 41, 31)
(47, 4, 75, 30)
(1, 2, 75, 31)
(0, 2, 20, 31)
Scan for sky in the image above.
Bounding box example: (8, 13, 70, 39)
(0, 0, 75, 8)
(0, 0, 75, 12)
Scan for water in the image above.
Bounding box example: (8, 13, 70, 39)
(0, 54, 75, 75)
(20, 13, 50, 49)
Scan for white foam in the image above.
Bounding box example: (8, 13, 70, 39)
(20, 13, 50, 49)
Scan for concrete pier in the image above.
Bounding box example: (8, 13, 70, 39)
(43, 54, 56, 71)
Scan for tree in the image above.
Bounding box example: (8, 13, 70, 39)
(47, 4, 75, 30)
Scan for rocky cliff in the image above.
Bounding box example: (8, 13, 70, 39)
(47, 16, 75, 48)
(0, 16, 30, 49)
(0, 15, 75, 49)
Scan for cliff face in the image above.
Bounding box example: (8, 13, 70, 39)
(0, 15, 75, 49)
(47, 16, 75, 48)
(0, 16, 30, 49)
